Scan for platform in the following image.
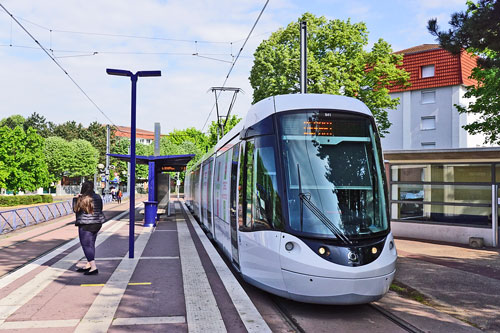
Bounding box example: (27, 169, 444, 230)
(0, 200, 270, 332)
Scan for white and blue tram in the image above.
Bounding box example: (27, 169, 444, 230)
(185, 93, 397, 304)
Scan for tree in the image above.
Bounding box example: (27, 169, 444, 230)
(167, 127, 208, 152)
(207, 115, 242, 148)
(44, 136, 73, 183)
(249, 13, 410, 135)
(52, 121, 84, 141)
(428, 0, 500, 144)
(24, 112, 54, 138)
(0, 115, 25, 130)
(68, 139, 99, 179)
(80, 122, 116, 164)
(0, 126, 49, 193)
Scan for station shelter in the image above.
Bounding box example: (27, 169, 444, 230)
(384, 147, 500, 247)
(108, 153, 194, 226)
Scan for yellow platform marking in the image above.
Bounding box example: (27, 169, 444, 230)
(81, 282, 151, 287)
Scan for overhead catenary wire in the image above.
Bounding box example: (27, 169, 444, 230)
(0, 3, 117, 127)
(15, 15, 272, 46)
(0, 44, 253, 62)
(200, 0, 269, 132)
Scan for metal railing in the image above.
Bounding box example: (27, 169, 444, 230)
(0, 200, 73, 234)
(0, 192, 130, 235)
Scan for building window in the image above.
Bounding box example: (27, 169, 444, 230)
(421, 142, 436, 149)
(421, 90, 436, 104)
(421, 64, 435, 78)
(421, 116, 436, 130)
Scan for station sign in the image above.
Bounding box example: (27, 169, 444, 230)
(159, 165, 186, 172)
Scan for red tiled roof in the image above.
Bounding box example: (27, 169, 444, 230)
(113, 125, 161, 140)
(389, 44, 477, 93)
(394, 44, 441, 55)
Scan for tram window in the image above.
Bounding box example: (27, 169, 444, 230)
(245, 140, 255, 230)
(253, 142, 282, 230)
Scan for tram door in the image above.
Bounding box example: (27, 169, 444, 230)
(230, 143, 241, 267)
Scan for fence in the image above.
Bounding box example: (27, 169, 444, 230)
(0, 192, 130, 235)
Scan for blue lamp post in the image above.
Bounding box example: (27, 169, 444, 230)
(106, 68, 161, 258)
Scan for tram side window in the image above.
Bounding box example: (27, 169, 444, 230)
(253, 144, 281, 230)
(239, 136, 283, 232)
(244, 140, 254, 230)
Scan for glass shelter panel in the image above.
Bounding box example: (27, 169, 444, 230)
(393, 184, 491, 204)
(392, 203, 491, 227)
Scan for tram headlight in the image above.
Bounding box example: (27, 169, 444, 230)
(371, 247, 378, 254)
(318, 246, 330, 256)
(285, 242, 294, 251)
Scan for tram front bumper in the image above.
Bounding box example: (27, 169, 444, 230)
(281, 269, 395, 305)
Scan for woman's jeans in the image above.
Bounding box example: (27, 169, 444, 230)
(78, 224, 102, 261)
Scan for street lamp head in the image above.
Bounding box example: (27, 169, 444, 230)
(106, 68, 133, 77)
(137, 70, 161, 77)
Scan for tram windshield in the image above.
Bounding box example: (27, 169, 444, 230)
(279, 111, 388, 239)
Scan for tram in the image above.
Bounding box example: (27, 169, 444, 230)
(185, 93, 397, 304)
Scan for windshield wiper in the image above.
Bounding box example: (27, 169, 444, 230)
(296, 163, 352, 246)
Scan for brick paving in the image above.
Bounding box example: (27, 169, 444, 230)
(0, 199, 269, 332)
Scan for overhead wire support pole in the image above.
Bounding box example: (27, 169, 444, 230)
(300, 21, 307, 94)
(200, 0, 269, 132)
(209, 87, 242, 142)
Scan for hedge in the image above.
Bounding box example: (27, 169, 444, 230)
(0, 195, 53, 207)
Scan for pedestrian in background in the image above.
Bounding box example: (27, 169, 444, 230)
(73, 181, 105, 275)
(117, 189, 122, 204)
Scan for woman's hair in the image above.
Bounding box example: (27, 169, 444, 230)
(80, 181, 94, 196)
(75, 181, 95, 214)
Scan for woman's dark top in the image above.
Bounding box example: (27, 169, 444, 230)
(73, 192, 106, 226)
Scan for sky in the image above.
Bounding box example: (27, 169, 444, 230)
(0, 0, 467, 135)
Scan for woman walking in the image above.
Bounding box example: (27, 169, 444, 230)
(73, 181, 105, 275)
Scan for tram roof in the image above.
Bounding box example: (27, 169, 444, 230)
(192, 94, 375, 170)
(243, 93, 373, 130)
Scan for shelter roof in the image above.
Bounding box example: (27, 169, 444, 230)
(108, 153, 194, 171)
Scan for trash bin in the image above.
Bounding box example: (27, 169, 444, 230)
(144, 201, 158, 227)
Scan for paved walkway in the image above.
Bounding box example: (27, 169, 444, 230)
(0, 200, 269, 332)
(394, 238, 500, 332)
(1, 197, 499, 332)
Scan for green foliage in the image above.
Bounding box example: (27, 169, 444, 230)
(428, 0, 500, 144)
(0, 126, 49, 193)
(428, 0, 500, 68)
(52, 121, 85, 141)
(69, 139, 99, 178)
(80, 122, 116, 164)
(24, 112, 54, 138)
(207, 115, 242, 147)
(44, 136, 73, 183)
(0, 194, 53, 207)
(249, 13, 410, 135)
(168, 127, 208, 152)
(0, 115, 25, 130)
(456, 65, 500, 143)
(44, 136, 98, 180)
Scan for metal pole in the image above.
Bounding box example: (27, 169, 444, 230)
(300, 21, 307, 94)
(127, 146, 131, 195)
(493, 184, 498, 247)
(154, 122, 160, 156)
(105, 124, 110, 194)
(129, 74, 138, 259)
